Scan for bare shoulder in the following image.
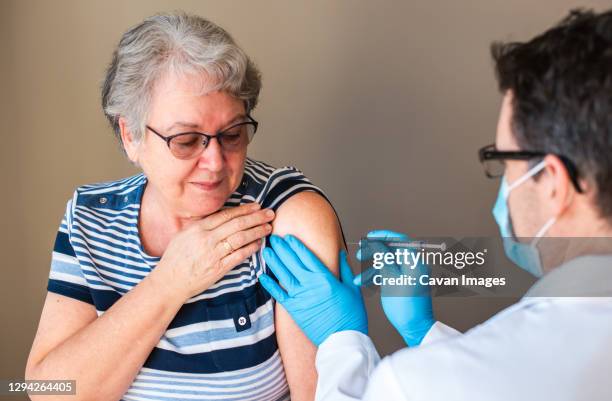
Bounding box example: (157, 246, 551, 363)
(272, 191, 343, 274)
(273, 191, 341, 239)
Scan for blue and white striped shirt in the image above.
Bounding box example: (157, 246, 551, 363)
(48, 158, 326, 401)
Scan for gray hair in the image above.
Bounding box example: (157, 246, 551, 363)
(101, 12, 262, 144)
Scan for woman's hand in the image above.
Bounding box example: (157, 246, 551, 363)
(156, 203, 274, 300)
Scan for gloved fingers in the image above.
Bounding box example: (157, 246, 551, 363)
(353, 271, 363, 286)
(383, 296, 435, 348)
(375, 233, 432, 281)
(284, 235, 329, 275)
(259, 273, 289, 304)
(269, 235, 311, 282)
(355, 242, 410, 288)
(357, 241, 407, 278)
(339, 250, 358, 289)
(352, 267, 377, 287)
(357, 230, 409, 261)
(356, 238, 391, 262)
(366, 230, 409, 241)
(262, 246, 300, 294)
(358, 230, 424, 276)
(365, 230, 430, 275)
(357, 230, 409, 260)
(381, 294, 433, 313)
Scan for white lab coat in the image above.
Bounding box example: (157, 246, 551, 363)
(314, 255, 612, 401)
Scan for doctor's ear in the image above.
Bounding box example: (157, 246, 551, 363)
(540, 154, 574, 215)
(118, 117, 140, 165)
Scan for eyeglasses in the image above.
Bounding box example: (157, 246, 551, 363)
(146, 115, 258, 160)
(478, 144, 583, 193)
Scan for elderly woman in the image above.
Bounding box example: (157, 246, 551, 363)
(25, 13, 344, 401)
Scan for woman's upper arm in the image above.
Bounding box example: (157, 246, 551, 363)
(271, 191, 344, 401)
(272, 191, 343, 274)
(26, 292, 97, 377)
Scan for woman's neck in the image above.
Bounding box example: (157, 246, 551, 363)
(138, 184, 197, 256)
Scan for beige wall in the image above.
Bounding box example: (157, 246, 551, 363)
(2, 0, 609, 389)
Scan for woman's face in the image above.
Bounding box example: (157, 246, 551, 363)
(124, 73, 248, 218)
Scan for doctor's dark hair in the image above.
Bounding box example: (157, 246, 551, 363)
(491, 9, 612, 219)
(101, 12, 262, 145)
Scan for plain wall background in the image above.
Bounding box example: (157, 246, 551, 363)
(2, 0, 609, 392)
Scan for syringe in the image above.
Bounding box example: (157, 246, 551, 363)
(386, 241, 447, 251)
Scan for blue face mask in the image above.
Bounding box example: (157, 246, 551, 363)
(492, 160, 556, 277)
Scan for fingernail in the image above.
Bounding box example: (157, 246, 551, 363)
(265, 209, 275, 218)
(265, 224, 272, 232)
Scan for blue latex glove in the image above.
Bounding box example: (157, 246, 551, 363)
(354, 230, 435, 347)
(259, 234, 368, 346)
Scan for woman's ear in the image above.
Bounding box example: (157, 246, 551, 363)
(119, 117, 140, 164)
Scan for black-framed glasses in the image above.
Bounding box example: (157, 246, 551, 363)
(146, 115, 258, 160)
(478, 144, 583, 193)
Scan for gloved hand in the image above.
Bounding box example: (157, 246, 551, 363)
(354, 230, 435, 347)
(259, 234, 368, 346)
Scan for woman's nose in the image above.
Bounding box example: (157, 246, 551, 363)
(197, 137, 225, 172)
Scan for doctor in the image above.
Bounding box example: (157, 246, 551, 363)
(259, 9, 612, 401)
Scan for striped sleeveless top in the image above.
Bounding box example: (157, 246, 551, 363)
(47, 158, 326, 401)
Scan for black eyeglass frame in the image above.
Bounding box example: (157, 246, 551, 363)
(146, 114, 259, 157)
(478, 144, 583, 193)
